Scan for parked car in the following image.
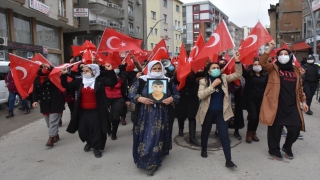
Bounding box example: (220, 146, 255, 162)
(0, 61, 20, 107)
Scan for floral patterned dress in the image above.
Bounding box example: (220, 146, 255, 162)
(128, 79, 180, 170)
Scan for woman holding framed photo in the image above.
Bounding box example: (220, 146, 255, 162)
(128, 61, 180, 176)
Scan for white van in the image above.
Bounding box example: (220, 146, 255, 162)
(0, 61, 20, 106)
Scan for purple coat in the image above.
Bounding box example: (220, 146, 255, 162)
(4, 71, 17, 93)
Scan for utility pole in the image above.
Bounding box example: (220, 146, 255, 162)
(307, 0, 319, 62)
(143, 19, 164, 49)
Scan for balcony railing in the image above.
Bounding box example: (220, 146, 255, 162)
(173, 26, 183, 32)
(128, 10, 134, 19)
(129, 28, 135, 34)
(89, 0, 124, 13)
(89, 19, 111, 27)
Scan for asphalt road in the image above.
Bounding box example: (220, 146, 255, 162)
(1, 102, 320, 179)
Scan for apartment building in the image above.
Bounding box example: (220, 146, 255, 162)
(242, 26, 252, 39)
(144, 0, 183, 57)
(182, 1, 229, 52)
(228, 21, 243, 55)
(0, 0, 77, 65)
(63, 0, 144, 61)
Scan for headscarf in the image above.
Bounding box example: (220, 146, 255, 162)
(82, 64, 100, 89)
(275, 48, 293, 71)
(139, 60, 170, 82)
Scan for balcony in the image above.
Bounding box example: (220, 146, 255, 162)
(89, 19, 110, 31)
(206, 27, 212, 32)
(110, 21, 125, 32)
(136, 0, 142, 5)
(128, 10, 134, 20)
(173, 26, 183, 32)
(11, 0, 25, 4)
(88, 0, 124, 19)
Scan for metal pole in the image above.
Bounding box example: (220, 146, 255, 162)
(143, 19, 164, 49)
(307, 0, 319, 62)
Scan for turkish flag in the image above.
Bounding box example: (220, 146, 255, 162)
(177, 44, 190, 91)
(98, 28, 142, 52)
(82, 40, 96, 51)
(9, 54, 41, 100)
(149, 39, 170, 60)
(124, 52, 135, 71)
(188, 33, 205, 65)
(49, 63, 71, 91)
(30, 53, 52, 66)
(82, 49, 96, 64)
(131, 50, 151, 63)
(104, 52, 122, 69)
(239, 22, 273, 64)
(193, 20, 234, 72)
(71, 45, 83, 57)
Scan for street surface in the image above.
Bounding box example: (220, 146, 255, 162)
(0, 101, 320, 180)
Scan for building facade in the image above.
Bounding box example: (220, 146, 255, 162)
(0, 0, 77, 65)
(242, 26, 252, 39)
(228, 21, 243, 50)
(182, 1, 229, 52)
(144, 0, 183, 57)
(268, 1, 303, 50)
(63, 0, 144, 61)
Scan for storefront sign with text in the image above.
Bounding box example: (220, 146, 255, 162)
(29, 0, 50, 15)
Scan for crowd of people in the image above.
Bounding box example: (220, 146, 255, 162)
(4, 40, 319, 175)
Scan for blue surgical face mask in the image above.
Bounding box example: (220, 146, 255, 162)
(168, 65, 174, 72)
(210, 69, 221, 78)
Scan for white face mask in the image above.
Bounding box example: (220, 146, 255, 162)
(150, 72, 162, 77)
(278, 55, 290, 64)
(114, 69, 120, 74)
(253, 65, 262, 72)
(134, 68, 139, 72)
(307, 60, 314, 64)
(83, 73, 92, 79)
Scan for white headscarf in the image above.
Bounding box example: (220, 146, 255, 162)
(139, 60, 170, 82)
(82, 64, 100, 89)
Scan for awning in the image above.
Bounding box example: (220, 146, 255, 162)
(293, 41, 311, 51)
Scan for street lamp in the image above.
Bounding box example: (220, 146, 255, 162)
(143, 19, 165, 49)
(307, 0, 319, 62)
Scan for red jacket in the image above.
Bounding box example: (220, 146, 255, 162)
(4, 71, 17, 92)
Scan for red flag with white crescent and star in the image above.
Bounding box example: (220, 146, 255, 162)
(149, 39, 170, 61)
(192, 20, 234, 72)
(9, 54, 41, 100)
(97, 28, 142, 53)
(239, 22, 273, 64)
(30, 53, 52, 66)
(131, 50, 152, 63)
(71, 45, 83, 57)
(188, 33, 205, 67)
(177, 44, 190, 91)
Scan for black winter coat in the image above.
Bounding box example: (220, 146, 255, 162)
(173, 71, 204, 119)
(60, 70, 117, 134)
(32, 76, 65, 114)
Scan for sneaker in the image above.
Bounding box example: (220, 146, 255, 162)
(281, 129, 287, 137)
(298, 134, 303, 139)
(269, 153, 283, 161)
(225, 160, 237, 168)
(282, 147, 294, 159)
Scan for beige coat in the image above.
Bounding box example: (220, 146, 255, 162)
(196, 63, 243, 125)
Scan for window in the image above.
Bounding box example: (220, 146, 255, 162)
(167, 46, 169, 51)
(193, 23, 199, 30)
(176, 5, 180, 12)
(163, 0, 167, 7)
(193, 14, 199, 20)
(193, 6, 199, 12)
(0, 8, 8, 37)
(175, 34, 178, 40)
(176, 47, 178, 52)
(154, 28, 158, 35)
(58, 0, 66, 17)
(136, 26, 140, 34)
(163, 14, 167, 23)
(150, 27, 153, 34)
(175, 20, 177, 26)
(13, 13, 32, 44)
(151, 11, 156, 19)
(129, 23, 134, 32)
(178, 21, 180, 27)
(178, 34, 181, 40)
(36, 21, 60, 49)
(151, 43, 154, 49)
(128, 5, 133, 17)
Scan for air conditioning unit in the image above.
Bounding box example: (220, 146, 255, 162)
(27, 52, 33, 59)
(0, 37, 8, 46)
(136, 0, 142, 5)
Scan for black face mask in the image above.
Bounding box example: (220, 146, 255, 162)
(219, 64, 226, 69)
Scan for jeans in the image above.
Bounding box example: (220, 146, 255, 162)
(9, 92, 29, 111)
(201, 110, 231, 161)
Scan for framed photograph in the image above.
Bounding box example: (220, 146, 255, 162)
(147, 78, 168, 103)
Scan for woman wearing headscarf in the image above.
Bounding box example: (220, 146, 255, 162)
(260, 40, 308, 161)
(128, 61, 180, 175)
(105, 64, 128, 140)
(242, 59, 268, 143)
(197, 51, 242, 168)
(32, 64, 65, 147)
(60, 63, 117, 158)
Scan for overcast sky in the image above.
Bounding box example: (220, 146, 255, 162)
(181, 0, 279, 27)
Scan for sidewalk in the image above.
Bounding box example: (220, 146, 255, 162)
(1, 102, 320, 180)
